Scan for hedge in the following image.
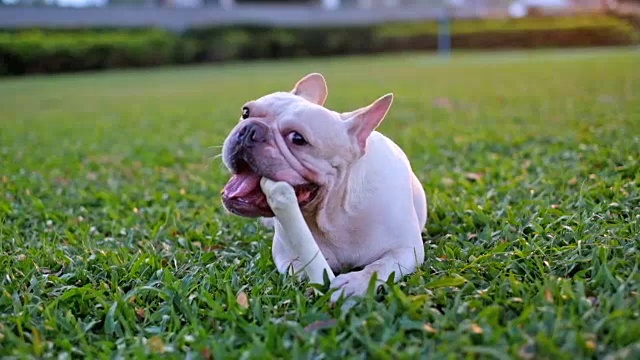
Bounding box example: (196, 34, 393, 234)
(376, 16, 640, 51)
(375, 13, 637, 37)
(0, 29, 184, 75)
(0, 14, 638, 76)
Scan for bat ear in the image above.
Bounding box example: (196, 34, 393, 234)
(291, 73, 328, 106)
(343, 93, 393, 152)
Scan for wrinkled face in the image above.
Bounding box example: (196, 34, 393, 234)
(221, 93, 349, 217)
(220, 73, 394, 218)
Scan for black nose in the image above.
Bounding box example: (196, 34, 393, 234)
(237, 122, 267, 146)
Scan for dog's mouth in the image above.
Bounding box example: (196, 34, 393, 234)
(221, 159, 319, 218)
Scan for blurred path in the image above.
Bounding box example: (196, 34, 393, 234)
(0, 4, 509, 31)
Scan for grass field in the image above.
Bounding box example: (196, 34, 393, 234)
(1, 47, 639, 359)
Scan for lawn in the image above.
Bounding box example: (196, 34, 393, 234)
(1, 47, 639, 359)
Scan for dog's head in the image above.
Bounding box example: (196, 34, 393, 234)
(221, 73, 393, 217)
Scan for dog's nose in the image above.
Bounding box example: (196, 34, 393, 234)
(237, 122, 267, 145)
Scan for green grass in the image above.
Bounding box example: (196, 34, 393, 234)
(1, 47, 639, 359)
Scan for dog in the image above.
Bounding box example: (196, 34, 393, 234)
(221, 73, 427, 303)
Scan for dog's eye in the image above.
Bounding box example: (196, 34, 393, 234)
(241, 107, 250, 119)
(289, 132, 308, 146)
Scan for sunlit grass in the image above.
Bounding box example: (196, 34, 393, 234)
(1, 47, 639, 359)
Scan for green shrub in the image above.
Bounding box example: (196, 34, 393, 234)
(376, 14, 637, 38)
(0, 29, 179, 75)
(375, 15, 639, 51)
(0, 14, 637, 76)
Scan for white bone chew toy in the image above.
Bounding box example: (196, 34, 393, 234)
(260, 177, 335, 285)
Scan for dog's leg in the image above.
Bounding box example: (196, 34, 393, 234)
(259, 217, 275, 229)
(272, 233, 308, 280)
(262, 178, 335, 285)
(411, 173, 428, 229)
(329, 246, 424, 303)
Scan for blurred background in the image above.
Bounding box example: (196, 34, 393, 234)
(0, 0, 638, 76)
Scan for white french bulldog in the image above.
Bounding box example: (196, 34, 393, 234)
(221, 73, 427, 302)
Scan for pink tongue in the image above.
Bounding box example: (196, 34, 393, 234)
(224, 174, 262, 198)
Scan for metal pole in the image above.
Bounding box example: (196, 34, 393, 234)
(437, 7, 451, 58)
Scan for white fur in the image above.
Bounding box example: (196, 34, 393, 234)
(223, 73, 427, 304)
(270, 131, 427, 302)
(260, 178, 335, 285)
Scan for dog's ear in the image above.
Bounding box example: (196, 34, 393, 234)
(344, 93, 393, 153)
(291, 73, 328, 106)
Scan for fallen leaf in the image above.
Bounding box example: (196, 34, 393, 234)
(203, 245, 223, 252)
(441, 177, 454, 186)
(589, 174, 597, 180)
(147, 336, 164, 353)
(201, 348, 212, 360)
(465, 172, 483, 182)
(597, 94, 615, 104)
(236, 292, 249, 309)
(433, 96, 454, 110)
(16, 254, 26, 261)
(470, 323, 483, 334)
(423, 323, 437, 334)
(54, 177, 71, 185)
(467, 233, 478, 240)
(135, 307, 145, 319)
(544, 289, 554, 303)
(304, 319, 337, 332)
(568, 177, 578, 185)
(518, 339, 536, 360)
(1, 175, 7, 183)
(128, 295, 137, 303)
(305, 287, 322, 297)
(86, 172, 97, 181)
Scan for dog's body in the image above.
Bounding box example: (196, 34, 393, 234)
(221, 73, 426, 301)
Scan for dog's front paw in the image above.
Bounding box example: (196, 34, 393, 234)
(329, 270, 374, 303)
